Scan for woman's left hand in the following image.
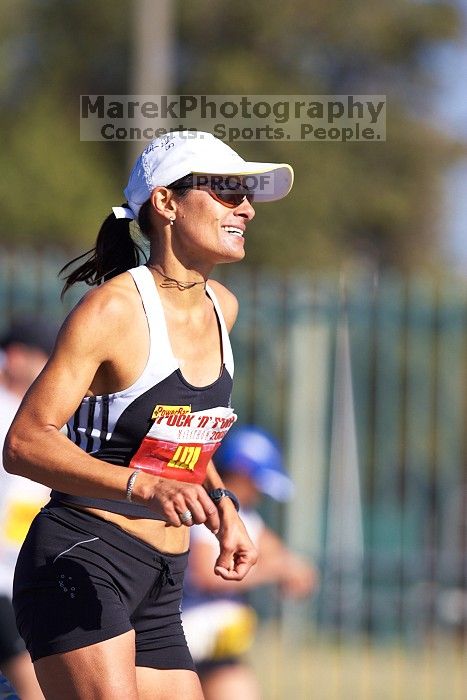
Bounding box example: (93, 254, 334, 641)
(212, 500, 258, 581)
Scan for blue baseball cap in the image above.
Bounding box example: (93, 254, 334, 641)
(214, 426, 294, 502)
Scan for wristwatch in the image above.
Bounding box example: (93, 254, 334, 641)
(208, 488, 240, 511)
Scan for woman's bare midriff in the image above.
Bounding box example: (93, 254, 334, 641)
(68, 505, 190, 553)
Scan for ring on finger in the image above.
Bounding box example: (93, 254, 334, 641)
(179, 509, 193, 524)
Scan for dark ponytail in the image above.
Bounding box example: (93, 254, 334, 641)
(60, 178, 191, 297)
(60, 204, 148, 298)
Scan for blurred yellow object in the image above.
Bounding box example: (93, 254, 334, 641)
(212, 605, 257, 659)
(183, 600, 258, 662)
(4, 500, 43, 545)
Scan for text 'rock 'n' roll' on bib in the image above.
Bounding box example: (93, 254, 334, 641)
(50, 265, 237, 521)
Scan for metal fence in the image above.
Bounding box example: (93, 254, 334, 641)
(1, 248, 467, 698)
(223, 266, 467, 698)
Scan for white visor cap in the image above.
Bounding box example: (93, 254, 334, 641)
(123, 130, 294, 219)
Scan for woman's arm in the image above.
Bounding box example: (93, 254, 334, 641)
(3, 281, 221, 532)
(200, 281, 257, 578)
(3, 285, 132, 499)
(206, 280, 238, 331)
(202, 460, 258, 581)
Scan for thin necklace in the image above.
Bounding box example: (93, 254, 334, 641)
(147, 264, 206, 291)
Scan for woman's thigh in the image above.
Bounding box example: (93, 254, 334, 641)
(33, 635, 204, 700)
(34, 630, 139, 700)
(136, 666, 204, 700)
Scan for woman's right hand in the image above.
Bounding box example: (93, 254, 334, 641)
(136, 472, 221, 533)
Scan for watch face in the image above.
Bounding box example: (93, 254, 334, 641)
(209, 488, 239, 510)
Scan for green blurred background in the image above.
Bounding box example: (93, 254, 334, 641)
(1, 0, 465, 269)
(1, 1, 467, 698)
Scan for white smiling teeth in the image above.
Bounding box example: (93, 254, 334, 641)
(223, 226, 244, 237)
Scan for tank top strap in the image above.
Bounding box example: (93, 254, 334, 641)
(127, 265, 175, 371)
(206, 283, 235, 378)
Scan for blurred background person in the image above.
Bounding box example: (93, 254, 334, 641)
(182, 425, 318, 700)
(0, 317, 57, 700)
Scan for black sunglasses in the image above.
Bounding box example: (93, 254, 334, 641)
(169, 175, 254, 209)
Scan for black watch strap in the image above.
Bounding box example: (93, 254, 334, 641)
(208, 488, 240, 511)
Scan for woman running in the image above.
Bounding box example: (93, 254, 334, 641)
(3, 130, 293, 699)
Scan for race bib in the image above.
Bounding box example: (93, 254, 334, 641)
(129, 405, 237, 483)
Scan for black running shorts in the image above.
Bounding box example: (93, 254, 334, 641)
(12, 503, 194, 670)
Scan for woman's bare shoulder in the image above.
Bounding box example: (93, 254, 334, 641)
(207, 279, 239, 331)
(72, 271, 137, 319)
(60, 272, 140, 353)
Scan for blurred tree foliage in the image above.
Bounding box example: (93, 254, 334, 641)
(177, 0, 462, 270)
(0, 0, 463, 269)
(0, 0, 129, 247)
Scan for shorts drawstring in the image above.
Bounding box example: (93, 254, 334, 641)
(151, 558, 175, 598)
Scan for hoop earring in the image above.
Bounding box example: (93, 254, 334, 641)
(170, 217, 175, 226)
